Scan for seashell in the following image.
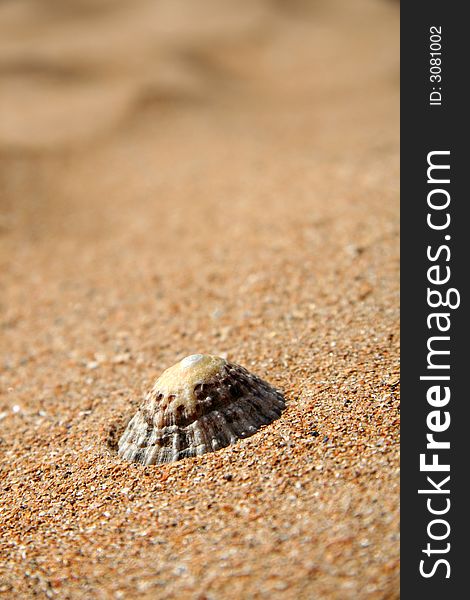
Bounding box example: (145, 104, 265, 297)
(117, 354, 285, 465)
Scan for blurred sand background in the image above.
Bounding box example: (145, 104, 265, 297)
(0, 0, 399, 598)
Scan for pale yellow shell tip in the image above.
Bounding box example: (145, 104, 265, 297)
(155, 354, 226, 394)
(180, 354, 206, 368)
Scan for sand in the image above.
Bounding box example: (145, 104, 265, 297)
(0, 0, 399, 598)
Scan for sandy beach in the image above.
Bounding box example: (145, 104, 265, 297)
(0, 0, 399, 598)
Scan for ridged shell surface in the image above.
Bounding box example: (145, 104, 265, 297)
(117, 354, 285, 465)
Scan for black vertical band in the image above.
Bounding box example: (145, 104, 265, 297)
(401, 3, 466, 597)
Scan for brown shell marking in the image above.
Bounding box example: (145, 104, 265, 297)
(117, 354, 285, 465)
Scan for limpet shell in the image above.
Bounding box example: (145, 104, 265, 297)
(117, 354, 285, 465)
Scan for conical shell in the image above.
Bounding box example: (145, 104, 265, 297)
(117, 354, 285, 465)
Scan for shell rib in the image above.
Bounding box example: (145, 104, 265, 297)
(117, 354, 285, 465)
